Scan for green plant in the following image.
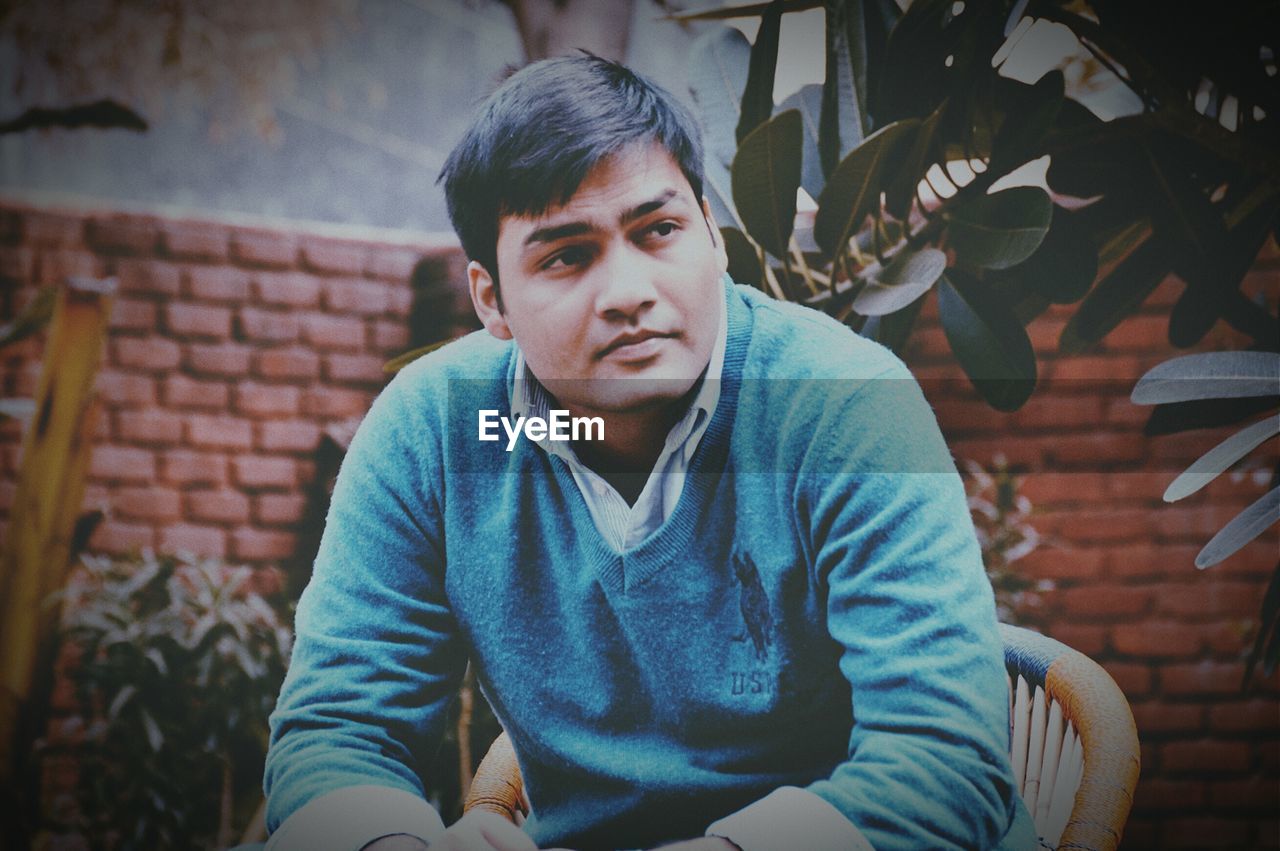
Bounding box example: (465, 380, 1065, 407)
(51, 550, 291, 849)
(680, 0, 1277, 412)
(962, 455, 1048, 622)
(1131, 351, 1280, 684)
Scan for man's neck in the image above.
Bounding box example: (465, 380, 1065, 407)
(567, 390, 692, 505)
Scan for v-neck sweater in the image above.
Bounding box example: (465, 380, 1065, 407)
(265, 280, 1036, 851)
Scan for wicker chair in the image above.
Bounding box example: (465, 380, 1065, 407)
(464, 624, 1140, 851)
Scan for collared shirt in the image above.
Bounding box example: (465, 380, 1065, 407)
(510, 286, 727, 554)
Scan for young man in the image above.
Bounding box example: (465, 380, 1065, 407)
(264, 56, 1036, 851)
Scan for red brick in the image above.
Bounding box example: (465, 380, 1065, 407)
(85, 217, 157, 254)
(160, 222, 228, 261)
(1104, 397, 1150, 428)
(1113, 621, 1201, 658)
(89, 445, 155, 483)
(1018, 472, 1108, 505)
(187, 489, 251, 524)
(258, 420, 321, 452)
(1162, 740, 1252, 774)
(185, 342, 251, 377)
(1106, 471, 1172, 502)
(386, 283, 412, 316)
(1129, 700, 1202, 733)
(370, 320, 409, 352)
(231, 455, 298, 489)
(1013, 546, 1105, 581)
(165, 302, 232, 338)
(365, 248, 421, 281)
(95, 371, 156, 406)
(238, 307, 299, 343)
(1108, 543, 1199, 579)
(0, 480, 14, 511)
(947, 436, 1044, 468)
(301, 313, 365, 351)
(1102, 314, 1170, 353)
(37, 248, 100, 284)
(108, 297, 157, 332)
(253, 271, 321, 307)
(162, 374, 229, 410)
(300, 239, 367, 275)
(113, 486, 182, 522)
(1046, 432, 1147, 467)
(0, 246, 34, 279)
(116, 410, 183, 444)
(1010, 395, 1105, 430)
(1147, 276, 1185, 309)
(88, 520, 155, 555)
(255, 493, 307, 525)
(255, 346, 320, 381)
(187, 415, 253, 450)
(186, 265, 250, 302)
(113, 337, 180, 371)
(1203, 620, 1254, 655)
(1163, 661, 1250, 697)
(1039, 508, 1151, 543)
(1059, 584, 1152, 618)
(161, 450, 227, 486)
(1159, 582, 1262, 619)
(931, 400, 999, 433)
(21, 212, 84, 246)
(249, 566, 285, 597)
(235, 383, 300, 417)
(1209, 700, 1280, 734)
(1209, 778, 1280, 811)
(158, 523, 227, 558)
(231, 527, 298, 561)
(230, 230, 297, 269)
(1049, 355, 1143, 382)
(1047, 623, 1109, 657)
(302, 386, 372, 418)
(115, 258, 181, 296)
(1133, 778, 1206, 811)
(322, 277, 391, 315)
(1105, 663, 1155, 698)
(325, 353, 386, 384)
(1154, 505, 1248, 542)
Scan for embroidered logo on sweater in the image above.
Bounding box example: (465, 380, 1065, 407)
(731, 549, 774, 662)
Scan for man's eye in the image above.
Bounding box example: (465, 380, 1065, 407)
(543, 246, 590, 270)
(648, 221, 679, 238)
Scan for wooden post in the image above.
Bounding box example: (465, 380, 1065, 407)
(0, 276, 115, 834)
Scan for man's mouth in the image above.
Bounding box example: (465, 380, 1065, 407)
(598, 330, 677, 361)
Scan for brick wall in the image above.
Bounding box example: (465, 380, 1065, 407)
(1, 197, 1276, 847)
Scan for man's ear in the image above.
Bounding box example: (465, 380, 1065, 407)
(702, 197, 729, 275)
(468, 260, 512, 341)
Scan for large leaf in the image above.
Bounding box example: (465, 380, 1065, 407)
(1245, 564, 1280, 685)
(704, 147, 744, 231)
(820, 0, 866, 179)
(1142, 139, 1230, 301)
(689, 28, 752, 170)
(813, 118, 918, 258)
(1196, 486, 1280, 569)
(990, 70, 1064, 172)
(669, 0, 822, 21)
(736, 1, 785, 144)
(732, 109, 803, 259)
(990, 204, 1097, 306)
(721, 226, 764, 289)
(776, 84, 826, 201)
(1131, 351, 1280, 404)
(0, 285, 56, 349)
(852, 246, 946, 316)
(947, 186, 1052, 271)
(885, 102, 943, 220)
(1164, 414, 1280, 502)
(1060, 235, 1170, 354)
(939, 270, 1038, 411)
(861, 292, 927, 356)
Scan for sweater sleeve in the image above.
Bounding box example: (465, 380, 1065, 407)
(795, 366, 1025, 850)
(263, 376, 467, 849)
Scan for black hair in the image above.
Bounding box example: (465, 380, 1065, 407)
(438, 54, 706, 298)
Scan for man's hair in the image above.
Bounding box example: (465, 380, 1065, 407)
(438, 54, 706, 291)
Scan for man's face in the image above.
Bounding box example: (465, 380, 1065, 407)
(468, 142, 728, 414)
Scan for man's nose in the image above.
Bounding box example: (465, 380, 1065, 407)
(593, 245, 658, 319)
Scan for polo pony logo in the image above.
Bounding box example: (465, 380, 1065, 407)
(732, 549, 773, 662)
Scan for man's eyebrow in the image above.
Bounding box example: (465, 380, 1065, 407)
(521, 188, 685, 248)
(619, 188, 681, 225)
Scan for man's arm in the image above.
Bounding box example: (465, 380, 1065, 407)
(708, 367, 1027, 851)
(264, 376, 467, 850)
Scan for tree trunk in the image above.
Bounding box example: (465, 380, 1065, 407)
(506, 0, 637, 63)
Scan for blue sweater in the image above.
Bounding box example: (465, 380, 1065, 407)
(266, 280, 1036, 850)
